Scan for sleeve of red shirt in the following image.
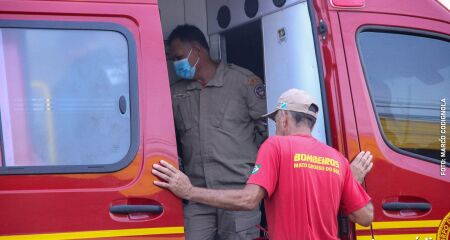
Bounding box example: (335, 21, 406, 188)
(247, 137, 280, 198)
(340, 155, 371, 215)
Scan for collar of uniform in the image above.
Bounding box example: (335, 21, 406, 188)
(186, 62, 225, 90)
(186, 80, 202, 90)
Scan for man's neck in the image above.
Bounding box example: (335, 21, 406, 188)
(195, 60, 219, 86)
(287, 126, 312, 136)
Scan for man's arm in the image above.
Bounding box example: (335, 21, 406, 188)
(350, 151, 373, 184)
(243, 75, 268, 147)
(347, 201, 374, 227)
(340, 151, 373, 226)
(189, 184, 265, 210)
(152, 160, 266, 211)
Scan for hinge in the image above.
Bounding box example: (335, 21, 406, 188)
(319, 19, 328, 40)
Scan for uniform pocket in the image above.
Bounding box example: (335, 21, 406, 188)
(174, 94, 193, 133)
(234, 208, 261, 232)
(211, 99, 229, 128)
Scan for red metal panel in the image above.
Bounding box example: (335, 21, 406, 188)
(327, 0, 449, 23)
(339, 10, 450, 237)
(312, 0, 362, 160)
(0, 0, 183, 237)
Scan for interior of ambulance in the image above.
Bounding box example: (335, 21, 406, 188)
(157, 0, 331, 236)
(159, 0, 329, 142)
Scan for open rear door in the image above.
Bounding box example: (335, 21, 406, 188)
(262, 1, 328, 143)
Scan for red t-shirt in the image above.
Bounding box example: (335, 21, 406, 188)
(247, 134, 370, 240)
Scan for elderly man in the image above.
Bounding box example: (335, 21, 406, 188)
(154, 89, 374, 240)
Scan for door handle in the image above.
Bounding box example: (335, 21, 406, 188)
(119, 95, 127, 114)
(382, 202, 431, 211)
(109, 205, 163, 214)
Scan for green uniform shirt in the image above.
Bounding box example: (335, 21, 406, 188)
(171, 62, 267, 189)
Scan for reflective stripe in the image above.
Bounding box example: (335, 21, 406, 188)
(357, 233, 436, 240)
(0, 226, 184, 240)
(356, 220, 441, 230)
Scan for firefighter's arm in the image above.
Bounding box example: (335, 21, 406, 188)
(347, 201, 374, 227)
(245, 75, 267, 120)
(189, 184, 264, 211)
(341, 154, 374, 227)
(152, 160, 265, 211)
(244, 76, 268, 145)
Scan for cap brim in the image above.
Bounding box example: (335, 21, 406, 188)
(261, 109, 278, 121)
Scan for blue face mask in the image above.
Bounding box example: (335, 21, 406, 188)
(173, 48, 199, 80)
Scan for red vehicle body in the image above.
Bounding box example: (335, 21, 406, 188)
(0, 0, 184, 239)
(318, 1, 450, 239)
(0, 0, 448, 239)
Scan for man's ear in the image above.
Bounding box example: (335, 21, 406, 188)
(191, 42, 203, 54)
(280, 110, 288, 127)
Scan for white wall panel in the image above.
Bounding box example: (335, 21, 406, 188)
(262, 2, 327, 143)
(158, 0, 185, 40)
(207, 0, 304, 34)
(158, 0, 208, 40)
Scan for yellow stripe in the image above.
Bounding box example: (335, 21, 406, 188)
(356, 220, 441, 230)
(0, 226, 184, 240)
(357, 233, 436, 240)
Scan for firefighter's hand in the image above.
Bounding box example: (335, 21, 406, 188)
(350, 151, 373, 184)
(152, 160, 193, 199)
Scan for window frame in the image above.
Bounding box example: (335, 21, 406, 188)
(0, 20, 140, 175)
(356, 25, 450, 166)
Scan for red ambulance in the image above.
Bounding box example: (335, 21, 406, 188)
(0, 0, 448, 239)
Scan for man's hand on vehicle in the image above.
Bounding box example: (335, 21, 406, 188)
(152, 160, 193, 200)
(350, 151, 373, 184)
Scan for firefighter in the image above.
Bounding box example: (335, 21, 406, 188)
(168, 24, 267, 239)
(167, 24, 372, 239)
(154, 88, 373, 240)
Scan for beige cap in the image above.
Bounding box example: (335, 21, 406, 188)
(262, 88, 319, 120)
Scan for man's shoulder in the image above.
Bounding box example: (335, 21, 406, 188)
(281, 135, 345, 158)
(262, 136, 282, 148)
(314, 141, 349, 164)
(226, 63, 254, 77)
(224, 63, 263, 86)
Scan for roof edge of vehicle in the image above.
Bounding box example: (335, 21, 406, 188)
(11, 0, 158, 4)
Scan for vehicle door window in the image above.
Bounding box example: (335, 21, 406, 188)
(358, 29, 449, 161)
(0, 22, 138, 173)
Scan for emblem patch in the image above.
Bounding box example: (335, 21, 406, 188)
(254, 84, 266, 99)
(437, 211, 450, 240)
(251, 164, 262, 174)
